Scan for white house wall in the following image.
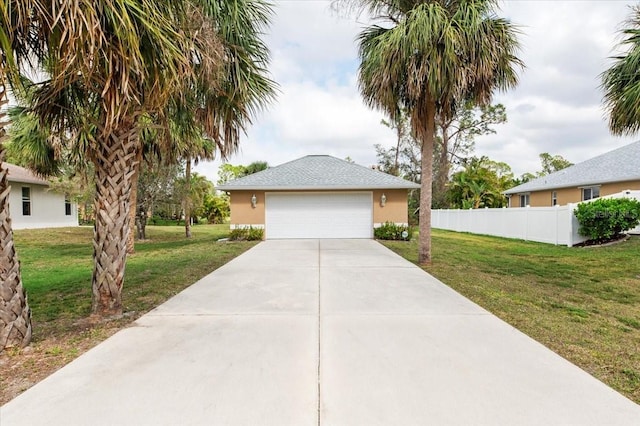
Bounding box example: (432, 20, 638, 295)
(9, 183, 79, 230)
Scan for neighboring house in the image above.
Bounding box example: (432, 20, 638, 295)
(217, 155, 420, 239)
(504, 141, 640, 207)
(4, 162, 79, 229)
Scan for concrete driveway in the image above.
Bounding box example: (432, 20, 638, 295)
(2, 239, 639, 425)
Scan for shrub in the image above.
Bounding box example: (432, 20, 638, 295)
(229, 226, 264, 241)
(574, 198, 640, 242)
(374, 222, 413, 241)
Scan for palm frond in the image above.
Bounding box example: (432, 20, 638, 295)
(602, 5, 640, 135)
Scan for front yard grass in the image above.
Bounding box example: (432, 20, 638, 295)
(382, 230, 640, 404)
(1, 224, 256, 404)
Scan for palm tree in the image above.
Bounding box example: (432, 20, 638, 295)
(162, 0, 276, 239)
(0, 0, 42, 351)
(345, 0, 522, 264)
(602, 5, 640, 135)
(174, 133, 216, 239)
(27, 1, 225, 317)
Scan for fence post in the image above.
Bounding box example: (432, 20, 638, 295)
(553, 204, 560, 245)
(524, 205, 530, 241)
(567, 203, 574, 247)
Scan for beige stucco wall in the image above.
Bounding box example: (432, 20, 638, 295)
(228, 189, 409, 226)
(372, 189, 408, 224)
(509, 180, 640, 207)
(603, 180, 640, 195)
(229, 190, 266, 225)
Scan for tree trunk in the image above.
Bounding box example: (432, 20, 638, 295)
(91, 123, 140, 317)
(393, 122, 402, 176)
(434, 124, 450, 208)
(0, 86, 32, 351)
(417, 97, 436, 265)
(136, 209, 147, 240)
(126, 148, 144, 254)
(184, 158, 192, 239)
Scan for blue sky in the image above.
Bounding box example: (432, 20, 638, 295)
(196, 0, 638, 183)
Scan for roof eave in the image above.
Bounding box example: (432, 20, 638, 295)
(8, 178, 50, 186)
(503, 176, 640, 194)
(217, 185, 420, 191)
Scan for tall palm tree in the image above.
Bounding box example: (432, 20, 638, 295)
(602, 5, 640, 135)
(28, 1, 225, 317)
(0, 0, 42, 351)
(163, 0, 276, 238)
(345, 0, 522, 264)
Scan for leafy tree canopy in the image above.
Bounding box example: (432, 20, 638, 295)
(217, 161, 268, 185)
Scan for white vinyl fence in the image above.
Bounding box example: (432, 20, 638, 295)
(432, 190, 640, 247)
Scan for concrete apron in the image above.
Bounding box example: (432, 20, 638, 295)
(2, 239, 639, 425)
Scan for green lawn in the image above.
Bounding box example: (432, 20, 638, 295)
(382, 230, 640, 403)
(13, 224, 256, 338)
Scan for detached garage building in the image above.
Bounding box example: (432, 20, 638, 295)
(217, 155, 419, 239)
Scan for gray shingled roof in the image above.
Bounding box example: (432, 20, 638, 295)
(504, 141, 640, 194)
(3, 162, 49, 186)
(217, 155, 420, 190)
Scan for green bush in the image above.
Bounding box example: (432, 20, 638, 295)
(574, 198, 640, 242)
(374, 222, 413, 241)
(229, 226, 264, 241)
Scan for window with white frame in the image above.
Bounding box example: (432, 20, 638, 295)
(519, 193, 530, 207)
(581, 186, 600, 201)
(551, 191, 557, 206)
(22, 187, 31, 216)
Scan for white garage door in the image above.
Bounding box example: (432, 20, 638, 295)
(265, 192, 373, 239)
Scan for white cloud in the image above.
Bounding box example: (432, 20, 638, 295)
(197, 0, 639, 184)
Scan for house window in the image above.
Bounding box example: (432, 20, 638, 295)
(551, 191, 557, 206)
(519, 194, 530, 207)
(65, 196, 72, 216)
(582, 186, 600, 201)
(22, 187, 31, 216)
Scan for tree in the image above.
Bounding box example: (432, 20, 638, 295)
(511, 152, 573, 186)
(347, 0, 522, 263)
(202, 192, 230, 223)
(17, 0, 275, 318)
(25, 1, 250, 317)
(217, 163, 248, 185)
(377, 102, 507, 209)
(217, 161, 268, 185)
(244, 161, 269, 175)
(379, 110, 412, 176)
(161, 0, 275, 239)
(135, 159, 183, 239)
(0, 0, 42, 351)
(449, 156, 514, 209)
(538, 152, 573, 176)
(179, 172, 214, 223)
(602, 5, 640, 135)
(434, 102, 506, 207)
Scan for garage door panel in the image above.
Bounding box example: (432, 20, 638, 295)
(266, 192, 372, 239)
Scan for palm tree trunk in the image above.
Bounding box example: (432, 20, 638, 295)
(184, 157, 192, 238)
(126, 148, 143, 254)
(91, 122, 139, 317)
(0, 86, 32, 351)
(417, 97, 436, 265)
